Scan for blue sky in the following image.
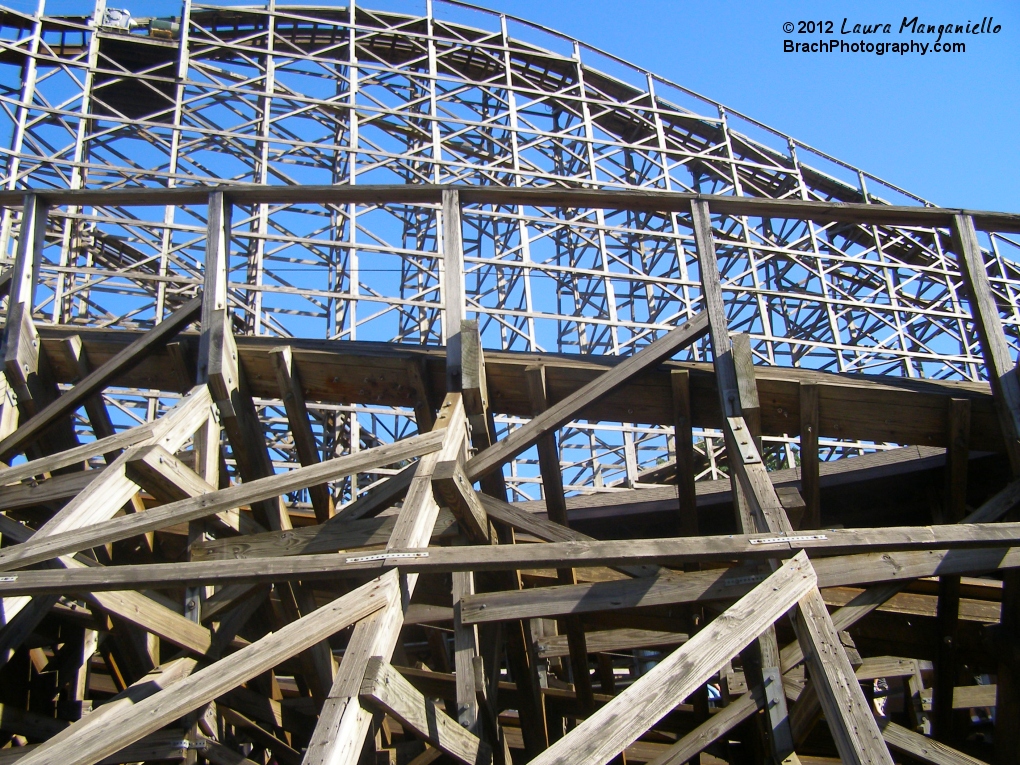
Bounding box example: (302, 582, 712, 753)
(12, 0, 1020, 213)
(476, 0, 1019, 213)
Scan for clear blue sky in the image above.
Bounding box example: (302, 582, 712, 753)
(14, 0, 1020, 213)
(475, 0, 1019, 213)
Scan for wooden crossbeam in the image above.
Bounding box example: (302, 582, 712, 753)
(693, 197, 892, 764)
(29, 326, 1011, 452)
(359, 657, 491, 765)
(464, 310, 708, 480)
(527, 552, 817, 765)
(3, 529, 1019, 597)
(303, 395, 466, 765)
(14, 574, 396, 765)
(271, 346, 334, 522)
(0, 427, 446, 571)
(647, 582, 909, 765)
(0, 297, 202, 462)
(5, 185, 1020, 234)
(458, 545, 1018, 626)
(0, 387, 213, 656)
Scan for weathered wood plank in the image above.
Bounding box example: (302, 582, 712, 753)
(4, 184, 1020, 233)
(3, 529, 1019, 597)
(879, 719, 988, 765)
(189, 509, 456, 561)
(271, 345, 334, 522)
(800, 381, 821, 529)
(527, 552, 817, 765)
(951, 213, 1020, 765)
(0, 428, 445, 570)
(303, 395, 466, 765)
(15, 574, 395, 765)
(795, 586, 894, 764)
(0, 298, 201, 462)
(32, 326, 1008, 451)
(360, 657, 491, 765)
(464, 311, 709, 480)
(432, 460, 490, 544)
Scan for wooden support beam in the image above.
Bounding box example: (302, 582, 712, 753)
(452, 571, 480, 731)
(0, 731, 199, 764)
(443, 189, 466, 392)
(0, 387, 212, 655)
(934, 398, 970, 743)
(2, 195, 79, 456)
(879, 719, 989, 765)
(696, 197, 891, 765)
(464, 310, 708, 481)
(646, 582, 908, 765)
(525, 364, 595, 713)
(694, 202, 795, 759)
(951, 214, 1020, 765)
(472, 656, 511, 765)
(61, 336, 117, 459)
(670, 369, 698, 536)
(644, 685, 763, 765)
(124, 442, 264, 534)
(0, 427, 445, 570)
(271, 346, 334, 523)
(5, 183, 1020, 233)
(952, 215, 1020, 473)
(331, 462, 417, 523)
(303, 395, 467, 765)
(30, 324, 1015, 453)
(527, 552, 817, 765)
(433, 461, 491, 544)
(0, 297, 201, 462)
(190, 510, 455, 561)
(5, 524, 1020, 597)
(0, 417, 166, 486)
(800, 382, 821, 529)
(477, 492, 657, 578)
(14, 574, 395, 765)
(198, 191, 287, 531)
(29, 657, 197, 756)
(795, 587, 894, 763)
(360, 657, 491, 765)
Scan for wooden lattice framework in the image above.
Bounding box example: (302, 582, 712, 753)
(0, 185, 1018, 765)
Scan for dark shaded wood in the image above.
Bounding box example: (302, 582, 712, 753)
(0, 297, 201, 462)
(465, 311, 709, 481)
(271, 345, 334, 523)
(670, 369, 698, 536)
(800, 382, 821, 529)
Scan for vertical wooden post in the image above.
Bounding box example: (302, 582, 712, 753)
(443, 189, 465, 392)
(198, 192, 289, 532)
(692, 200, 795, 761)
(933, 398, 969, 743)
(525, 365, 595, 714)
(951, 214, 1020, 765)
(670, 369, 697, 536)
(693, 199, 892, 765)
(452, 571, 479, 731)
(799, 382, 820, 529)
(2, 195, 78, 453)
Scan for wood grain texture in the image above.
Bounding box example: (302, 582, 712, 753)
(527, 552, 816, 765)
(464, 311, 708, 480)
(0, 427, 445, 570)
(360, 657, 490, 765)
(15, 575, 395, 765)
